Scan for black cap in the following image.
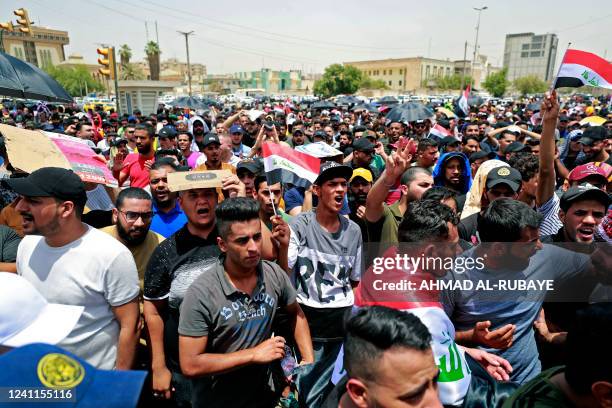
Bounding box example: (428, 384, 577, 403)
(485, 166, 522, 192)
(559, 115, 570, 122)
(202, 133, 221, 147)
(313, 130, 327, 139)
(237, 158, 263, 175)
(314, 162, 353, 185)
(111, 136, 128, 147)
(158, 126, 177, 139)
(440, 136, 460, 147)
(4, 167, 87, 205)
(505, 142, 531, 154)
(292, 128, 304, 135)
(469, 151, 496, 163)
(352, 137, 375, 153)
(561, 184, 611, 209)
(579, 126, 608, 146)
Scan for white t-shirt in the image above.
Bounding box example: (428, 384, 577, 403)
(16, 225, 139, 369)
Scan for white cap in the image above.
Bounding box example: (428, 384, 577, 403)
(0, 273, 83, 347)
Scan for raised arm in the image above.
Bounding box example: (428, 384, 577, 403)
(536, 90, 559, 207)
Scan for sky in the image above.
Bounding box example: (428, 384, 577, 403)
(3, 0, 611, 74)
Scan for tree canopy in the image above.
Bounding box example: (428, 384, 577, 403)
(513, 75, 548, 96)
(45, 64, 104, 97)
(482, 68, 510, 97)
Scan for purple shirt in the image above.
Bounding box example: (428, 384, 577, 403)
(186, 151, 203, 169)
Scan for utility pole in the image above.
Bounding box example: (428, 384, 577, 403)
(178, 31, 194, 96)
(471, 6, 487, 88)
(155, 21, 159, 46)
(461, 41, 468, 90)
(145, 21, 149, 41)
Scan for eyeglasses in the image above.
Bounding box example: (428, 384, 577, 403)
(120, 210, 153, 222)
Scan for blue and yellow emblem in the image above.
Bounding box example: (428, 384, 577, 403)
(37, 353, 85, 389)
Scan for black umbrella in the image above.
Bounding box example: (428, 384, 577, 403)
(312, 100, 335, 109)
(527, 102, 541, 112)
(336, 95, 361, 106)
(467, 94, 484, 107)
(171, 96, 210, 110)
(0, 51, 72, 103)
(377, 96, 399, 105)
(351, 103, 379, 114)
(385, 102, 434, 124)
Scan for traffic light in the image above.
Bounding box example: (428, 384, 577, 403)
(0, 21, 14, 32)
(13, 8, 32, 35)
(96, 47, 115, 79)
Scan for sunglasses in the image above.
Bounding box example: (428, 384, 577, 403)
(121, 210, 153, 222)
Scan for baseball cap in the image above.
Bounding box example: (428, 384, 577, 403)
(158, 126, 177, 139)
(0, 343, 146, 408)
(237, 158, 263, 175)
(504, 142, 531, 154)
(352, 138, 375, 153)
(313, 130, 327, 140)
(350, 168, 373, 183)
(4, 167, 87, 206)
(0, 273, 83, 347)
(486, 166, 522, 192)
(561, 184, 611, 209)
(440, 136, 460, 147)
(229, 124, 245, 134)
(202, 133, 221, 147)
(292, 128, 304, 135)
(111, 136, 128, 147)
(314, 161, 352, 185)
(568, 163, 608, 184)
(469, 151, 497, 163)
(579, 126, 608, 146)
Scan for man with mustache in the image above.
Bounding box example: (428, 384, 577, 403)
(101, 187, 164, 290)
(149, 159, 188, 238)
(348, 168, 372, 242)
(113, 123, 156, 189)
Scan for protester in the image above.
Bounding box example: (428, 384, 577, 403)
(179, 198, 314, 408)
(114, 123, 156, 189)
(11, 167, 140, 370)
(348, 168, 373, 242)
(149, 159, 188, 238)
(177, 131, 203, 169)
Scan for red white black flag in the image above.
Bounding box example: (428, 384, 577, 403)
(554, 49, 612, 90)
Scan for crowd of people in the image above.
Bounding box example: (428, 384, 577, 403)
(0, 90, 611, 408)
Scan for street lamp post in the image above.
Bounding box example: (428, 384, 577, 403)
(178, 31, 194, 96)
(471, 6, 487, 87)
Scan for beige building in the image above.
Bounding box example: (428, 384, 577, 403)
(58, 53, 105, 82)
(134, 58, 206, 83)
(2, 25, 69, 67)
(454, 55, 501, 89)
(345, 57, 455, 93)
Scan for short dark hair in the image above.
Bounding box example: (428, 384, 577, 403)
(150, 157, 179, 171)
(400, 167, 431, 186)
(178, 131, 193, 142)
(478, 199, 542, 242)
(418, 138, 438, 152)
(135, 123, 155, 138)
(421, 186, 458, 207)
(116, 187, 151, 209)
(398, 200, 458, 242)
(215, 197, 260, 239)
(155, 149, 182, 161)
(565, 303, 612, 394)
(344, 306, 432, 381)
(509, 154, 539, 181)
(253, 175, 282, 193)
(463, 135, 480, 145)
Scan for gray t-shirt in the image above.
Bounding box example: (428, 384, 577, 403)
(441, 244, 589, 384)
(179, 258, 296, 408)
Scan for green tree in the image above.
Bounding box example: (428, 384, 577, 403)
(314, 64, 364, 98)
(513, 75, 548, 96)
(44, 64, 104, 97)
(435, 74, 473, 90)
(118, 44, 132, 66)
(144, 41, 161, 80)
(482, 68, 509, 97)
(119, 62, 145, 80)
(359, 76, 389, 90)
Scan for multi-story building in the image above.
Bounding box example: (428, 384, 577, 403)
(204, 69, 305, 94)
(503, 33, 558, 82)
(344, 57, 455, 93)
(454, 55, 501, 89)
(2, 25, 69, 67)
(134, 58, 207, 83)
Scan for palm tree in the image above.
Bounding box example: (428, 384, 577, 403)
(119, 63, 145, 80)
(144, 41, 161, 80)
(118, 44, 132, 66)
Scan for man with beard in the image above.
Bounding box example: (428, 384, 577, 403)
(338, 130, 353, 157)
(576, 126, 611, 166)
(11, 167, 140, 370)
(190, 117, 208, 150)
(381, 121, 404, 154)
(349, 138, 381, 180)
(113, 124, 156, 189)
(348, 168, 372, 242)
(195, 134, 237, 173)
(102, 187, 164, 289)
(149, 159, 188, 238)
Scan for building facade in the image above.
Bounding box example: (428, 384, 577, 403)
(503, 33, 558, 82)
(133, 58, 206, 83)
(454, 55, 501, 89)
(2, 26, 69, 67)
(345, 57, 455, 93)
(204, 69, 304, 94)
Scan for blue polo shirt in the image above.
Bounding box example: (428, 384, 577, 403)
(150, 201, 188, 238)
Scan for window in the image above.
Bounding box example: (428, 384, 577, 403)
(399, 80, 402, 86)
(531, 43, 542, 49)
(521, 52, 529, 58)
(522, 43, 530, 50)
(389, 69, 393, 75)
(530, 51, 541, 57)
(383, 70, 386, 75)
(388, 81, 392, 86)
(426, 66, 430, 78)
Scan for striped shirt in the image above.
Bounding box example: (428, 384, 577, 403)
(537, 193, 563, 237)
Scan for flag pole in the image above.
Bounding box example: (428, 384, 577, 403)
(268, 186, 278, 216)
(550, 42, 572, 92)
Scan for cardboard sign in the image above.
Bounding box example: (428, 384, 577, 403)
(167, 170, 231, 192)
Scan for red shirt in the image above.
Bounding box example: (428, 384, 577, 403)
(123, 153, 151, 188)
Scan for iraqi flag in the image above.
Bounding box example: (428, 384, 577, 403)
(262, 142, 320, 188)
(457, 85, 470, 117)
(554, 49, 612, 90)
(429, 123, 454, 141)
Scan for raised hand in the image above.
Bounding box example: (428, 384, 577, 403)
(472, 320, 515, 350)
(540, 90, 559, 123)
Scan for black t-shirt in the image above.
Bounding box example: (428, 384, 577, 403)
(458, 212, 480, 244)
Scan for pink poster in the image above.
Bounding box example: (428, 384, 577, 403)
(45, 133, 118, 187)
